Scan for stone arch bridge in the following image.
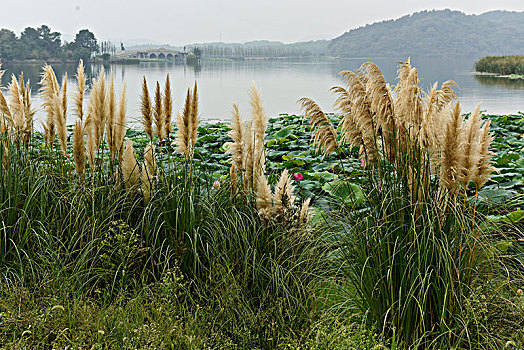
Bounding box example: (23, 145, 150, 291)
(112, 48, 188, 61)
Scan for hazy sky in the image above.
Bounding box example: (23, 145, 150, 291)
(1, 0, 523, 45)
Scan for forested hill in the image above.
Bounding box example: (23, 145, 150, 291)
(328, 9, 524, 58)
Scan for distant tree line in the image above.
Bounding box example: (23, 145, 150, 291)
(191, 41, 328, 59)
(0, 25, 103, 62)
(475, 55, 524, 75)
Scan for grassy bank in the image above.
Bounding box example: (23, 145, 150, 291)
(475, 55, 524, 77)
(0, 60, 523, 349)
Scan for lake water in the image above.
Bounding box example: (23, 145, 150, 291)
(1, 57, 523, 129)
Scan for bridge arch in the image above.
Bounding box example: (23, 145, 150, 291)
(158, 53, 166, 59)
(167, 53, 174, 59)
(150, 53, 157, 59)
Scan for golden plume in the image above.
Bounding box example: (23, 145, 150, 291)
(54, 73, 68, 156)
(339, 70, 378, 162)
(141, 76, 153, 142)
(360, 62, 395, 133)
(176, 89, 192, 158)
(243, 121, 254, 189)
(331, 86, 363, 149)
(93, 69, 107, 149)
(360, 62, 397, 160)
(459, 104, 482, 187)
(394, 60, 424, 130)
(39, 65, 60, 146)
(73, 60, 86, 121)
(256, 174, 273, 219)
(115, 83, 127, 162)
(73, 120, 86, 182)
(250, 83, 266, 146)
(0, 89, 12, 127)
(439, 101, 464, 192)
(473, 120, 495, 189)
(154, 81, 165, 141)
(163, 74, 173, 136)
(107, 73, 117, 159)
(249, 83, 266, 181)
(9, 75, 25, 132)
(299, 198, 312, 224)
(22, 79, 35, 148)
(298, 97, 339, 157)
(86, 78, 101, 149)
(0, 64, 13, 144)
(273, 169, 295, 212)
(225, 104, 245, 178)
(122, 139, 141, 191)
(190, 81, 199, 148)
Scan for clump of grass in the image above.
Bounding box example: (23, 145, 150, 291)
(300, 59, 515, 347)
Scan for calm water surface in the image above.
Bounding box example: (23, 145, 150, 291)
(2, 57, 523, 129)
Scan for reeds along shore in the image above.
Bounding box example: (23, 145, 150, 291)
(1, 61, 171, 194)
(0, 59, 495, 214)
(0, 61, 311, 222)
(299, 59, 495, 200)
(1, 60, 521, 349)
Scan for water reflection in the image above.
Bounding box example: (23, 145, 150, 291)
(474, 75, 524, 89)
(1, 57, 523, 128)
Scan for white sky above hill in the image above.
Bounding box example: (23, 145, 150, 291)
(1, 0, 523, 45)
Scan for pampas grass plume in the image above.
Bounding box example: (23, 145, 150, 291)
(474, 119, 495, 189)
(154, 81, 165, 141)
(9, 75, 24, 131)
(73, 60, 86, 121)
(190, 81, 199, 147)
(176, 89, 192, 158)
(55, 73, 68, 155)
(256, 174, 273, 219)
(226, 103, 245, 176)
(40, 65, 59, 148)
(107, 73, 117, 159)
(122, 139, 141, 191)
(115, 84, 127, 162)
(299, 198, 312, 224)
(163, 74, 173, 136)
(439, 101, 464, 191)
(273, 169, 295, 211)
(459, 103, 482, 187)
(298, 97, 339, 156)
(141, 77, 153, 142)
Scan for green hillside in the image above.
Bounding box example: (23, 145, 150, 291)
(328, 9, 524, 58)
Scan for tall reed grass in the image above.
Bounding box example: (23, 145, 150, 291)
(0, 60, 521, 348)
(0, 61, 324, 347)
(300, 59, 521, 348)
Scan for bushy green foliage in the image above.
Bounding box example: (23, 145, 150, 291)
(0, 26, 99, 61)
(475, 55, 524, 75)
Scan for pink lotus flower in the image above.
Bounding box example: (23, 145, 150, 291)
(293, 173, 303, 183)
(360, 158, 366, 167)
(212, 180, 220, 190)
